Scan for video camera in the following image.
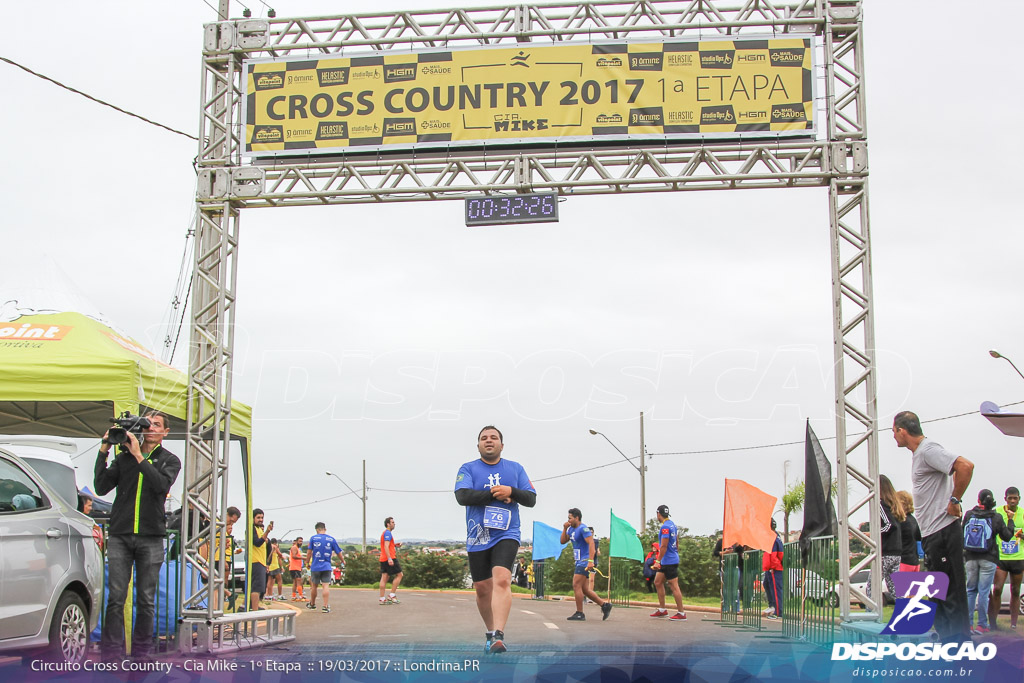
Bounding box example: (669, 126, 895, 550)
(107, 411, 151, 448)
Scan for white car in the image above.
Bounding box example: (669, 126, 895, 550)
(786, 567, 840, 608)
(0, 446, 103, 664)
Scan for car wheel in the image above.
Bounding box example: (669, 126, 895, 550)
(826, 591, 839, 609)
(1019, 596, 1024, 616)
(48, 592, 89, 665)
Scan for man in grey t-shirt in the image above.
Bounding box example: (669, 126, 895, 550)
(893, 411, 974, 641)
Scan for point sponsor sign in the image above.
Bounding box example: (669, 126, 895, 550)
(242, 37, 816, 156)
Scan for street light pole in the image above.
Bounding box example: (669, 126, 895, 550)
(589, 422, 646, 531)
(325, 470, 367, 553)
(639, 412, 647, 530)
(366, 458, 370, 548)
(990, 349, 1024, 383)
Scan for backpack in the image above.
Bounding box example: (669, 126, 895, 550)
(964, 515, 993, 552)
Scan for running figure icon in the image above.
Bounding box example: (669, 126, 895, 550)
(888, 574, 940, 630)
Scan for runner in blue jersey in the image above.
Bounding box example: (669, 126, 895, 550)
(305, 522, 343, 613)
(560, 508, 612, 622)
(454, 425, 537, 654)
(650, 504, 686, 621)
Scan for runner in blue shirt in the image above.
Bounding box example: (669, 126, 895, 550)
(305, 522, 343, 613)
(560, 508, 612, 622)
(650, 504, 686, 621)
(454, 425, 537, 654)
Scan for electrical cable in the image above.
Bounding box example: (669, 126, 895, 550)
(0, 55, 197, 141)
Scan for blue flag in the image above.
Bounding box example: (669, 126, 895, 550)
(532, 521, 569, 560)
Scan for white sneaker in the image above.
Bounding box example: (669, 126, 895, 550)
(762, 607, 775, 616)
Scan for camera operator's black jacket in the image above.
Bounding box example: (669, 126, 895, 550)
(94, 445, 181, 537)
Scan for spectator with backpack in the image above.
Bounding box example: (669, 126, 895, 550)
(963, 489, 1013, 634)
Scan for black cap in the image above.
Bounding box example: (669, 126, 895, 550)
(657, 504, 670, 517)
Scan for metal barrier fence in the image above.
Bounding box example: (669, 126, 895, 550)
(720, 552, 739, 624)
(742, 549, 763, 630)
(781, 536, 837, 646)
(610, 558, 633, 606)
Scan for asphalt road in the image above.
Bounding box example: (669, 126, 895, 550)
(245, 588, 792, 653)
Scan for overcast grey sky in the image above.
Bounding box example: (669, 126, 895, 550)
(3, 1, 1022, 544)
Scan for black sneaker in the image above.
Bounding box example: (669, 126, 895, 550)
(489, 630, 507, 654)
(306, 602, 316, 610)
(322, 606, 331, 613)
(566, 611, 586, 621)
(484, 632, 493, 653)
(601, 602, 613, 621)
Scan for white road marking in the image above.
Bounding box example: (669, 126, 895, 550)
(455, 598, 468, 601)
(543, 622, 558, 630)
(330, 635, 360, 638)
(520, 610, 536, 615)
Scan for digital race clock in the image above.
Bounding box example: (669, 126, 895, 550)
(464, 193, 559, 227)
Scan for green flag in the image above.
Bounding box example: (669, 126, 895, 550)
(609, 510, 644, 561)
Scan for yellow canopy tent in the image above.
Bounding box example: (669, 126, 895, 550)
(0, 310, 251, 445)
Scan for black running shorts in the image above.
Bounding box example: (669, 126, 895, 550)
(468, 538, 520, 582)
(657, 563, 680, 580)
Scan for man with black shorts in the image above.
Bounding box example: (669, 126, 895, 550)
(289, 537, 305, 601)
(560, 509, 612, 621)
(989, 486, 1024, 629)
(250, 509, 273, 611)
(306, 522, 343, 613)
(454, 426, 536, 654)
(650, 504, 686, 621)
(379, 517, 404, 605)
(893, 411, 974, 641)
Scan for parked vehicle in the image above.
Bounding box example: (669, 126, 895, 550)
(0, 447, 103, 664)
(787, 567, 839, 608)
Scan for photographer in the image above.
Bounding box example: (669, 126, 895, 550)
(94, 410, 181, 661)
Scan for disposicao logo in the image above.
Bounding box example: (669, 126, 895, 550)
(831, 572, 997, 662)
(883, 572, 947, 635)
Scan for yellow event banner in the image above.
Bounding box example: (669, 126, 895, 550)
(243, 37, 814, 156)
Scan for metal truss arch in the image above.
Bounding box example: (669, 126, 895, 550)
(183, 0, 879, 652)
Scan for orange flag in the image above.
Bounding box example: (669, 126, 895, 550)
(722, 479, 778, 552)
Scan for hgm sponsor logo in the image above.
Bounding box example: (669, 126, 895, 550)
(771, 103, 807, 123)
(596, 57, 623, 67)
(384, 118, 416, 135)
(384, 64, 418, 83)
(700, 51, 734, 69)
(252, 125, 284, 143)
(737, 110, 768, 121)
(596, 113, 623, 124)
(700, 105, 735, 124)
(770, 48, 805, 67)
(317, 67, 350, 87)
(736, 53, 767, 63)
(254, 72, 285, 90)
(629, 107, 663, 126)
(629, 53, 663, 71)
(316, 122, 349, 140)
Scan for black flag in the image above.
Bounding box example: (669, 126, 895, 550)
(800, 420, 837, 564)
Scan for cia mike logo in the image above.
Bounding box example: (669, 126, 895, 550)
(882, 572, 948, 635)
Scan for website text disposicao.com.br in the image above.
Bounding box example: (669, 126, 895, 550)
(833, 641, 995, 678)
